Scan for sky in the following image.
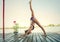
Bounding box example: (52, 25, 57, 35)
(0, 0, 60, 27)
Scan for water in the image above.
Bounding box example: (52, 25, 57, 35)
(0, 27, 60, 34)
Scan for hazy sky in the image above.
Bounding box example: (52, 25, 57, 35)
(0, 0, 60, 27)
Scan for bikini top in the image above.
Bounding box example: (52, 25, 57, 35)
(30, 17, 33, 20)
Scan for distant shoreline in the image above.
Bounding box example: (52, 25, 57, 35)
(0, 26, 60, 29)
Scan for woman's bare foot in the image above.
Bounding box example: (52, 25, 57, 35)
(43, 33, 47, 37)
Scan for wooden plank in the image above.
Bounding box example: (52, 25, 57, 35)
(48, 33, 60, 39)
(18, 34, 33, 42)
(46, 37, 52, 42)
(5, 33, 13, 38)
(32, 33, 37, 42)
(48, 34, 60, 42)
(27, 33, 33, 42)
(38, 33, 42, 42)
(35, 33, 41, 42)
(6, 34, 14, 41)
(18, 38, 24, 42)
(6, 35, 14, 41)
(1, 33, 60, 42)
(0, 39, 3, 42)
(14, 33, 26, 42)
(38, 33, 46, 42)
(5, 33, 14, 40)
(47, 36, 57, 42)
(0, 34, 3, 38)
(22, 34, 31, 42)
(8, 38, 14, 42)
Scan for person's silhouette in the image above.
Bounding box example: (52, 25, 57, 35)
(19, 0, 46, 38)
(24, 0, 46, 37)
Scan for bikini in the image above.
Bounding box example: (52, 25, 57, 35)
(30, 17, 34, 30)
(25, 17, 34, 34)
(30, 17, 33, 20)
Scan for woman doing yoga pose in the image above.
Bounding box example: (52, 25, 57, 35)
(24, 0, 46, 37)
(19, 0, 46, 37)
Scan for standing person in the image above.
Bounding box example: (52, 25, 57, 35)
(13, 21, 19, 35)
(19, 0, 46, 37)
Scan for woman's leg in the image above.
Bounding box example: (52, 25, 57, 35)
(23, 21, 35, 36)
(32, 18, 46, 36)
(25, 30, 31, 34)
(25, 25, 34, 34)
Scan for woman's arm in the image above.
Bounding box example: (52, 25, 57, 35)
(29, 0, 34, 17)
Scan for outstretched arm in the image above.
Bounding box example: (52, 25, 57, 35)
(29, 0, 34, 17)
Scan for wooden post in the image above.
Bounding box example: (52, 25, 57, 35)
(3, 0, 5, 40)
